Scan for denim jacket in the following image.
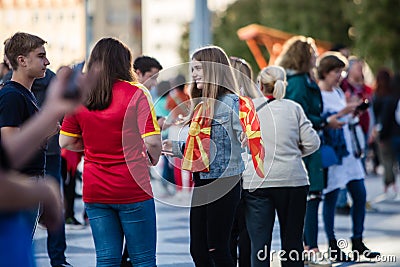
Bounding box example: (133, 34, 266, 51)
(172, 94, 245, 179)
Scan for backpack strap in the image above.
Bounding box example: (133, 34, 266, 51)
(256, 98, 275, 112)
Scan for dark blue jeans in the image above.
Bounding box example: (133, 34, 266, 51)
(336, 188, 348, 208)
(85, 199, 156, 267)
(392, 136, 400, 166)
(323, 179, 366, 241)
(244, 186, 308, 267)
(45, 155, 67, 266)
(303, 194, 321, 249)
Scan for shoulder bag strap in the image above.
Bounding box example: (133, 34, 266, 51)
(256, 98, 275, 112)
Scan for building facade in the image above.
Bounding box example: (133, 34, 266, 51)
(0, 0, 86, 70)
(0, 0, 142, 71)
(87, 0, 142, 58)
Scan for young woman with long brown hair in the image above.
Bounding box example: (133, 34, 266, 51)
(163, 46, 264, 266)
(60, 37, 161, 267)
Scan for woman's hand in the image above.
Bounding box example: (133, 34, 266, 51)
(326, 114, 345, 129)
(157, 117, 166, 130)
(47, 122, 61, 139)
(240, 132, 248, 148)
(162, 139, 173, 155)
(337, 102, 360, 117)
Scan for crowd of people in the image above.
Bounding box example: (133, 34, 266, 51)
(0, 30, 399, 267)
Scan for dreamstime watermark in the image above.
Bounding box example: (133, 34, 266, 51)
(257, 239, 397, 263)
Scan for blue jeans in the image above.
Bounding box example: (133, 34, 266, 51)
(336, 188, 348, 208)
(45, 155, 67, 266)
(323, 179, 366, 240)
(85, 199, 156, 267)
(0, 212, 36, 267)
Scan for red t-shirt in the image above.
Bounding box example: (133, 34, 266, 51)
(61, 80, 160, 204)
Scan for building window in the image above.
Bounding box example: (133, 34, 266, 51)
(32, 12, 39, 23)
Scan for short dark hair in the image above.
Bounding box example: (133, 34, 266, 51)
(4, 32, 46, 70)
(317, 52, 347, 80)
(133, 56, 162, 74)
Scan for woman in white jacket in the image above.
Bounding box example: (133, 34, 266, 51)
(242, 66, 320, 267)
(317, 52, 380, 262)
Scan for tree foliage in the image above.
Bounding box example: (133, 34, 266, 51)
(208, 0, 399, 73)
(179, 22, 191, 63)
(344, 0, 400, 71)
(210, 0, 352, 73)
(212, 0, 264, 72)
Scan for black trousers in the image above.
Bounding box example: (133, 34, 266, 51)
(244, 186, 309, 267)
(190, 173, 241, 267)
(61, 156, 77, 219)
(230, 197, 251, 267)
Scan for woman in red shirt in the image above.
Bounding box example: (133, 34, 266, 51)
(60, 37, 161, 267)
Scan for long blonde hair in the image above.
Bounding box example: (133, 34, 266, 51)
(189, 46, 239, 120)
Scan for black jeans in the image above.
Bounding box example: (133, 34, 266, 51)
(230, 197, 251, 267)
(190, 173, 241, 267)
(244, 186, 309, 267)
(61, 156, 77, 219)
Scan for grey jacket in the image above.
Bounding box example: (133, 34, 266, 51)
(242, 98, 320, 189)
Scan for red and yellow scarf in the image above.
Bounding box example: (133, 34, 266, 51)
(182, 102, 212, 172)
(239, 96, 265, 178)
(182, 97, 265, 178)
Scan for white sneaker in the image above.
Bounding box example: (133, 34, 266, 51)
(308, 252, 332, 267)
(308, 259, 332, 267)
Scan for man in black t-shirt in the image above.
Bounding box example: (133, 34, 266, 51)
(0, 32, 72, 267)
(0, 33, 49, 176)
(0, 81, 46, 174)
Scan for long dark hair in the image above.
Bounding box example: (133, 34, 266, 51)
(85, 38, 136, 110)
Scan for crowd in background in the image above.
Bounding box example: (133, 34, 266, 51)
(0, 30, 399, 267)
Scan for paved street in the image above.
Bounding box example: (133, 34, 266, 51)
(34, 173, 400, 267)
